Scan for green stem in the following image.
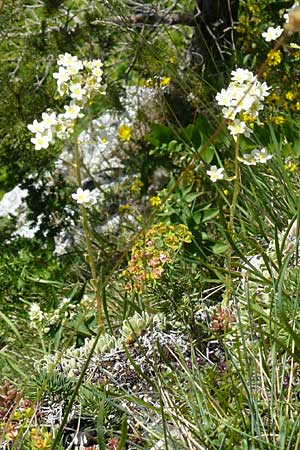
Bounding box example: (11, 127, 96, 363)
(74, 133, 104, 328)
(229, 136, 240, 233)
(225, 135, 240, 306)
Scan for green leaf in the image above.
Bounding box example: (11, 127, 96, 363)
(184, 192, 200, 203)
(202, 208, 219, 222)
(97, 396, 106, 450)
(117, 416, 128, 450)
(200, 145, 215, 164)
(192, 210, 202, 225)
(212, 242, 229, 254)
(144, 124, 174, 146)
(0, 311, 23, 344)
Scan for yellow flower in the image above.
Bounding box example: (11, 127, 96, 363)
(267, 92, 280, 104)
(119, 204, 130, 214)
(295, 101, 300, 110)
(118, 124, 132, 141)
(240, 112, 257, 124)
(160, 76, 171, 87)
(223, 189, 229, 196)
(285, 91, 295, 101)
(290, 163, 297, 172)
(150, 196, 162, 207)
(130, 179, 144, 194)
(266, 49, 282, 66)
(273, 116, 286, 125)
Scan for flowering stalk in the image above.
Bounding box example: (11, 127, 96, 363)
(225, 136, 240, 305)
(27, 52, 106, 329)
(74, 133, 103, 328)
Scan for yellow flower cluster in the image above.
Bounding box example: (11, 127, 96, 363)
(285, 160, 298, 173)
(30, 427, 52, 450)
(267, 85, 300, 113)
(122, 223, 192, 292)
(150, 195, 162, 207)
(240, 112, 257, 128)
(130, 179, 144, 195)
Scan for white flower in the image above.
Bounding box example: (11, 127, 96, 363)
(238, 153, 257, 165)
(256, 82, 270, 98)
(55, 117, 72, 139)
(63, 103, 82, 120)
(53, 66, 70, 84)
(222, 106, 237, 120)
(72, 187, 98, 206)
(27, 119, 45, 134)
(216, 89, 233, 107)
(238, 93, 256, 112)
(207, 165, 225, 182)
(66, 60, 83, 75)
(231, 68, 255, 83)
(41, 112, 57, 129)
(0, 185, 28, 217)
(262, 26, 284, 42)
(227, 119, 252, 139)
(69, 83, 86, 101)
(91, 66, 103, 79)
(84, 59, 103, 70)
(91, 59, 103, 68)
(252, 147, 273, 163)
(239, 148, 273, 165)
(57, 53, 78, 67)
(31, 132, 51, 150)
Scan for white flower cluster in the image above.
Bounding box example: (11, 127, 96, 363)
(28, 53, 106, 150)
(216, 68, 270, 140)
(29, 296, 77, 332)
(29, 303, 44, 325)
